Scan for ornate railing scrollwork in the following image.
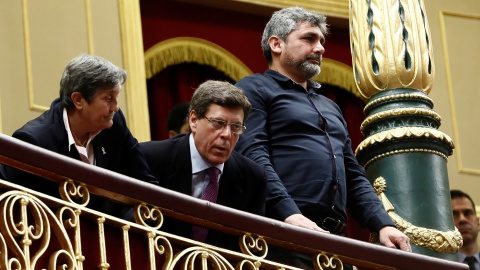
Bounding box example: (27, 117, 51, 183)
(0, 191, 77, 269)
(314, 252, 343, 270)
(373, 177, 463, 253)
(57, 206, 84, 269)
(172, 246, 234, 270)
(134, 203, 163, 230)
(49, 250, 76, 270)
(239, 234, 268, 258)
(236, 259, 261, 270)
(154, 235, 173, 269)
(60, 179, 90, 207)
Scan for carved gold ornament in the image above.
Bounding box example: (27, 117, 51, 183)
(364, 148, 448, 168)
(355, 127, 455, 156)
(363, 93, 434, 113)
(373, 177, 462, 253)
(350, 0, 434, 99)
(360, 108, 442, 134)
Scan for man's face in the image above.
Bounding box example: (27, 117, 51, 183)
(281, 22, 325, 80)
(452, 197, 480, 246)
(80, 85, 120, 133)
(189, 104, 244, 166)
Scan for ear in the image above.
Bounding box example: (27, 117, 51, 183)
(268, 36, 283, 55)
(71, 92, 84, 110)
(168, 130, 178, 138)
(188, 110, 198, 134)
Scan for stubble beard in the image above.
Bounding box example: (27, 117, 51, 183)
(284, 52, 321, 79)
(299, 60, 321, 79)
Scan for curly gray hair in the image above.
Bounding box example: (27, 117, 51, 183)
(262, 6, 328, 64)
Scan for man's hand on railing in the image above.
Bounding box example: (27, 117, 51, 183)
(284, 214, 330, 233)
(379, 226, 412, 252)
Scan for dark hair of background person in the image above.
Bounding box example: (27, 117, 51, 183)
(167, 101, 190, 134)
(451, 189, 477, 212)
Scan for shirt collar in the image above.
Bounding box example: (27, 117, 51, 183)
(63, 108, 100, 151)
(189, 133, 224, 174)
(458, 251, 480, 263)
(63, 108, 77, 151)
(264, 69, 322, 91)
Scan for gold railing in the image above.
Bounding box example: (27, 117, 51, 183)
(0, 133, 468, 270)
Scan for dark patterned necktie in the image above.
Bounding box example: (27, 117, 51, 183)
(465, 256, 476, 270)
(192, 167, 220, 242)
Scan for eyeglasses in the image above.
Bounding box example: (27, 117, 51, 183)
(204, 116, 246, 135)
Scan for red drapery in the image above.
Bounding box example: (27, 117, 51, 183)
(147, 63, 234, 141)
(141, 0, 370, 242)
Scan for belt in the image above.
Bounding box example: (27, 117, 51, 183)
(321, 217, 346, 235)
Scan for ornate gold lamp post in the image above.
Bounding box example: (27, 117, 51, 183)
(349, 0, 461, 259)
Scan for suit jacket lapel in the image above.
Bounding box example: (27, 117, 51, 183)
(217, 156, 245, 208)
(92, 133, 109, 168)
(167, 134, 193, 194)
(52, 102, 80, 160)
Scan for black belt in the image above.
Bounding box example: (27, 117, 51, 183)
(321, 217, 346, 235)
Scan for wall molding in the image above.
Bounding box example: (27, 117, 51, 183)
(439, 10, 480, 175)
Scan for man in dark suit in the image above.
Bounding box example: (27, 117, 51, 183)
(1, 53, 157, 215)
(140, 80, 266, 250)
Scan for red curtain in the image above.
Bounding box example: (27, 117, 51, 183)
(147, 63, 234, 141)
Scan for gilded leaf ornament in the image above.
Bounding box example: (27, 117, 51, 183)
(373, 177, 462, 253)
(350, 0, 434, 98)
(355, 127, 454, 156)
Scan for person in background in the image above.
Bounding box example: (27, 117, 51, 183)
(167, 101, 190, 138)
(451, 189, 480, 270)
(140, 80, 266, 250)
(234, 6, 411, 268)
(1, 53, 157, 216)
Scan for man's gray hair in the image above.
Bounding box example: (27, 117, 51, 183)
(60, 53, 127, 109)
(189, 80, 252, 122)
(262, 6, 328, 64)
